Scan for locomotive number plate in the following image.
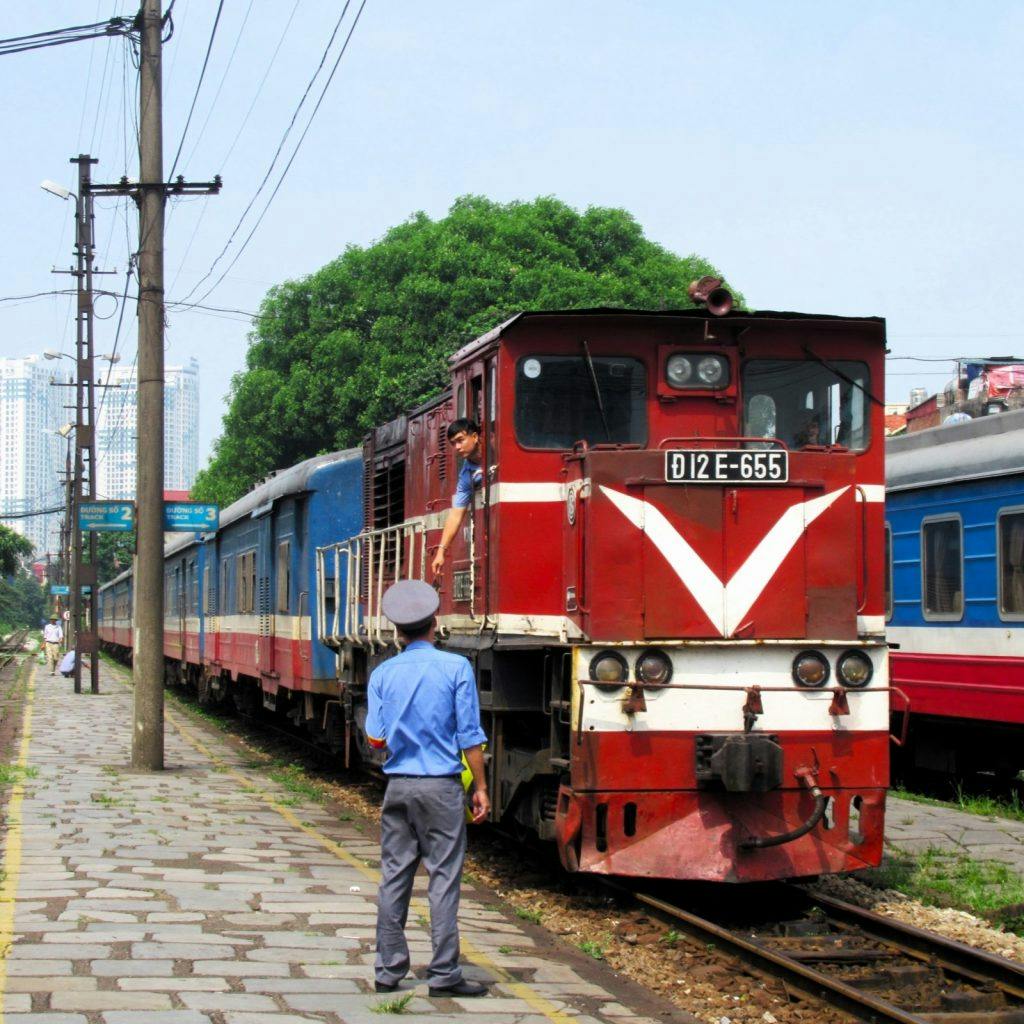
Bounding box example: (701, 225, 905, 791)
(665, 449, 788, 484)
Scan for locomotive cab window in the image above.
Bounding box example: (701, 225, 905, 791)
(921, 515, 963, 621)
(743, 359, 870, 450)
(515, 355, 646, 449)
(998, 508, 1024, 620)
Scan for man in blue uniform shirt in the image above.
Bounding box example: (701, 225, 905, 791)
(430, 418, 483, 576)
(366, 579, 490, 998)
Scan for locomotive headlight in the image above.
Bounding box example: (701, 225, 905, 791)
(697, 355, 727, 386)
(589, 650, 628, 687)
(665, 354, 693, 388)
(792, 651, 830, 688)
(636, 649, 673, 686)
(837, 650, 873, 687)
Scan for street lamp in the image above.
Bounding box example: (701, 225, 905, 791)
(43, 349, 120, 364)
(40, 179, 74, 202)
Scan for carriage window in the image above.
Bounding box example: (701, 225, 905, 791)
(236, 551, 256, 614)
(998, 509, 1024, 619)
(220, 559, 229, 615)
(515, 355, 647, 449)
(922, 516, 963, 620)
(743, 360, 870, 450)
(884, 524, 893, 621)
(276, 540, 291, 613)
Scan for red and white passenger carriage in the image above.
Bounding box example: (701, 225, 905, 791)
(319, 294, 890, 882)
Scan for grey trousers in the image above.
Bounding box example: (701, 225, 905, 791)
(375, 775, 466, 988)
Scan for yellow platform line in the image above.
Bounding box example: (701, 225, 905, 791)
(0, 664, 37, 1024)
(168, 711, 574, 1023)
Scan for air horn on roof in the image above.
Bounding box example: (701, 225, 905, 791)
(688, 276, 733, 317)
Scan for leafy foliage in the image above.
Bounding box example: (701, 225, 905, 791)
(0, 524, 32, 578)
(96, 531, 135, 584)
(193, 196, 739, 505)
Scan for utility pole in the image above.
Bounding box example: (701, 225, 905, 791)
(130, 0, 221, 770)
(70, 154, 101, 697)
(134, 0, 165, 770)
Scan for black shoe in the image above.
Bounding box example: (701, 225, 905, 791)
(374, 981, 400, 993)
(429, 980, 488, 997)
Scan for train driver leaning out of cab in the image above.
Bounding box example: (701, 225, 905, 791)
(430, 418, 484, 576)
(43, 615, 64, 675)
(366, 579, 490, 998)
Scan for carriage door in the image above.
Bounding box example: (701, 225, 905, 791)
(257, 514, 275, 680)
(176, 562, 186, 659)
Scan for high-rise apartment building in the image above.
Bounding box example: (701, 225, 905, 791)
(0, 356, 69, 557)
(97, 358, 200, 500)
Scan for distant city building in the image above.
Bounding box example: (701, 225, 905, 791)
(0, 356, 68, 557)
(97, 358, 200, 500)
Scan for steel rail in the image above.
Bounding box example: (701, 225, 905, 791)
(813, 891, 1024, 1000)
(619, 883, 1024, 1024)
(628, 887, 928, 1024)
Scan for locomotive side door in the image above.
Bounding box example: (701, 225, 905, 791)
(450, 364, 489, 621)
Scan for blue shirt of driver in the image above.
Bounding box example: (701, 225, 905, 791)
(452, 458, 482, 510)
(364, 641, 487, 776)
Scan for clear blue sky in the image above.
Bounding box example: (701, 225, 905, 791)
(1, 1, 1021, 466)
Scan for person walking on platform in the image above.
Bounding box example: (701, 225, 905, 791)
(43, 615, 63, 675)
(366, 579, 490, 998)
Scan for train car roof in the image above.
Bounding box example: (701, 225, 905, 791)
(102, 449, 361, 588)
(452, 307, 886, 364)
(163, 448, 361, 559)
(887, 408, 1024, 492)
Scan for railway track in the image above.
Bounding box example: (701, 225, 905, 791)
(624, 882, 1024, 1024)
(0, 628, 29, 672)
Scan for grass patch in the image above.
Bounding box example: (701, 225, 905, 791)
(267, 760, 329, 805)
(90, 792, 124, 807)
(866, 846, 1024, 932)
(498, 944, 513, 954)
(514, 907, 542, 924)
(579, 939, 604, 959)
(370, 993, 414, 1014)
(0, 764, 38, 785)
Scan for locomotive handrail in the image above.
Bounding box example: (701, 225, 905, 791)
(657, 435, 790, 451)
(316, 520, 427, 651)
(578, 680, 890, 695)
(855, 484, 869, 613)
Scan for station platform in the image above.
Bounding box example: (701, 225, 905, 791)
(0, 662, 684, 1024)
(886, 793, 1024, 871)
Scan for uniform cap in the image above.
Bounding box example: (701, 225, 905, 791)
(382, 579, 439, 632)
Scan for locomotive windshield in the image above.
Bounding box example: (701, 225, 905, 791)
(515, 355, 647, 449)
(742, 359, 871, 450)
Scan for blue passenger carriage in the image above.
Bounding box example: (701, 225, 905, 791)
(886, 409, 1024, 779)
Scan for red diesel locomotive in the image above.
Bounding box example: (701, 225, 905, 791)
(319, 290, 890, 882)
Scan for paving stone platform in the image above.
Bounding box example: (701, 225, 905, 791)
(886, 794, 1024, 872)
(0, 663, 685, 1024)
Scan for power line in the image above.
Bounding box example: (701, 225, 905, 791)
(168, 0, 300, 297)
(0, 506, 65, 521)
(166, 0, 225, 182)
(0, 18, 131, 57)
(178, 0, 364, 304)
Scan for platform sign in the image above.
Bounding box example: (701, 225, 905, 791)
(163, 502, 219, 532)
(50, 585, 70, 595)
(79, 501, 135, 532)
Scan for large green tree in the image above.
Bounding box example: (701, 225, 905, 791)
(193, 196, 739, 506)
(0, 524, 41, 633)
